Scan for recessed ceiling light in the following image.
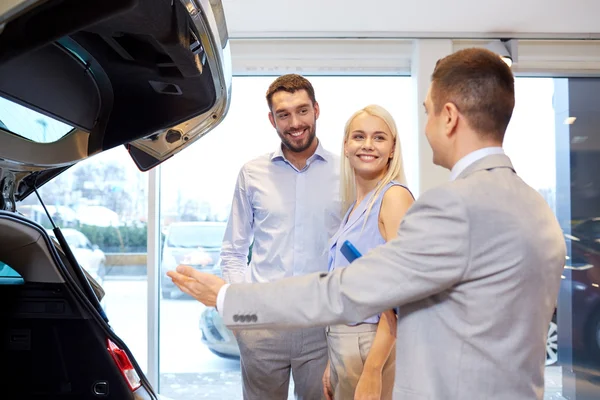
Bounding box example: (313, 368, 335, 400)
(501, 56, 512, 67)
(485, 40, 516, 68)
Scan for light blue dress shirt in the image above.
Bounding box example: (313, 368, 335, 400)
(219, 140, 341, 285)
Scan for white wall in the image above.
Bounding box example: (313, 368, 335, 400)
(230, 39, 600, 77)
(227, 36, 600, 195)
(223, 0, 600, 38)
(223, 0, 600, 194)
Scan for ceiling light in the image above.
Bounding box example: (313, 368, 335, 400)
(571, 136, 588, 144)
(485, 39, 518, 67)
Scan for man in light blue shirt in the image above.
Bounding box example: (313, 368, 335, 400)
(219, 74, 341, 400)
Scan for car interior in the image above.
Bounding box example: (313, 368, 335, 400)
(0, 0, 230, 190)
(0, 0, 231, 398)
(0, 210, 151, 399)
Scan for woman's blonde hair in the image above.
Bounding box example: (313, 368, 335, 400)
(340, 104, 407, 219)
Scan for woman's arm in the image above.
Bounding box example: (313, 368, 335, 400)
(361, 309, 397, 374)
(359, 185, 414, 376)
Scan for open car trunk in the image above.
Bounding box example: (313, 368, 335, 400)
(0, 0, 231, 397)
(0, 211, 154, 399)
(0, 0, 231, 203)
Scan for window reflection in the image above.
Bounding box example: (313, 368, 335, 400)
(0, 96, 74, 143)
(18, 146, 149, 372)
(507, 77, 600, 399)
(556, 77, 600, 400)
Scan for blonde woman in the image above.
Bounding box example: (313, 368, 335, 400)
(322, 105, 414, 400)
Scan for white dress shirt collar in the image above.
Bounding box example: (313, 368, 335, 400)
(449, 147, 505, 181)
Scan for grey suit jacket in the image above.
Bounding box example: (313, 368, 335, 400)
(223, 154, 566, 400)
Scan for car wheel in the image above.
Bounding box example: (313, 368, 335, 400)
(208, 348, 240, 360)
(587, 311, 600, 361)
(546, 317, 558, 366)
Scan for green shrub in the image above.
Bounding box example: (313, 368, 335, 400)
(77, 224, 153, 253)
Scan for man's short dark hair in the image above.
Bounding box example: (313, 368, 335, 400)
(266, 74, 316, 110)
(431, 48, 515, 141)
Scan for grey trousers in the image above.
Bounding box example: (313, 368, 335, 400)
(326, 323, 396, 400)
(236, 327, 328, 400)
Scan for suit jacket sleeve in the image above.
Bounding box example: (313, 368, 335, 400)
(222, 184, 470, 329)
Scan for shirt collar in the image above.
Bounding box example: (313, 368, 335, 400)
(449, 147, 505, 181)
(271, 139, 328, 164)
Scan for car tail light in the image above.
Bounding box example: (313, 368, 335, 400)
(107, 338, 141, 391)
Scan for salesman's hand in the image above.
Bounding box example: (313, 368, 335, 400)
(166, 265, 226, 307)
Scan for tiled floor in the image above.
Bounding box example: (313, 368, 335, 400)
(545, 366, 566, 400)
(160, 367, 568, 399)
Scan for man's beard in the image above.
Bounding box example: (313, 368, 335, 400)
(278, 124, 317, 153)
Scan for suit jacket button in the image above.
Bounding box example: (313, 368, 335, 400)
(233, 315, 239, 322)
(251, 315, 257, 322)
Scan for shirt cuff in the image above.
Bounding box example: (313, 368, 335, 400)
(216, 283, 230, 317)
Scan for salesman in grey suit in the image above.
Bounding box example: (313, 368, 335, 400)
(168, 47, 566, 400)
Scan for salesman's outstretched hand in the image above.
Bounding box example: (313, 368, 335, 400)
(166, 265, 226, 307)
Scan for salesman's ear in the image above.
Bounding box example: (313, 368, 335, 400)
(443, 102, 459, 139)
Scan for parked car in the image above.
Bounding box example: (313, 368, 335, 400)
(546, 312, 558, 366)
(160, 221, 227, 299)
(560, 220, 600, 362)
(545, 220, 600, 368)
(200, 307, 240, 358)
(47, 228, 107, 284)
(198, 242, 253, 358)
(0, 0, 231, 398)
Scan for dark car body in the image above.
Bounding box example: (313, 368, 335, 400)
(0, 0, 231, 398)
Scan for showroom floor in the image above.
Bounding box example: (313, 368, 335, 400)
(545, 366, 566, 400)
(159, 367, 566, 400)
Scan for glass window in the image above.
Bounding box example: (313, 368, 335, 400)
(0, 262, 23, 285)
(0, 96, 74, 143)
(165, 223, 227, 249)
(572, 218, 600, 240)
(158, 75, 413, 399)
(555, 77, 600, 400)
(506, 77, 600, 399)
(501, 78, 562, 397)
(19, 145, 149, 371)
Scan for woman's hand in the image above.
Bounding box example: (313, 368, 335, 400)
(323, 360, 334, 400)
(354, 369, 382, 400)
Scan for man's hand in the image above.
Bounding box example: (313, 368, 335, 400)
(166, 265, 226, 307)
(322, 360, 333, 400)
(354, 369, 382, 400)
